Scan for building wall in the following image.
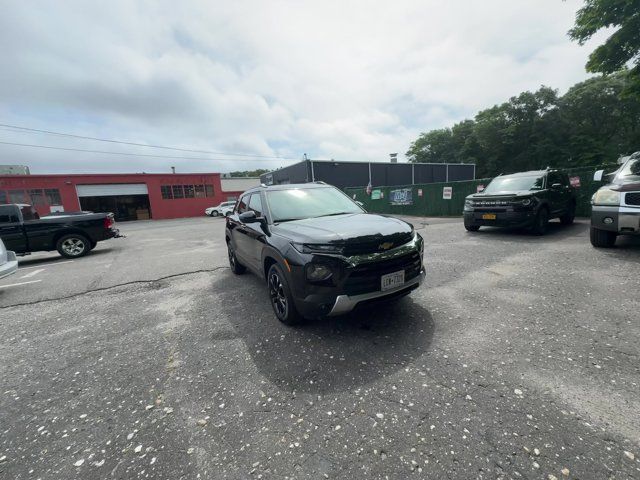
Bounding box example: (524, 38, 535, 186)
(260, 160, 476, 188)
(0, 173, 237, 220)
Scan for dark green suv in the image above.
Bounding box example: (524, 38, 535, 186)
(463, 169, 577, 235)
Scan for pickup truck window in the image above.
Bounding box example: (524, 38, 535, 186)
(20, 205, 39, 221)
(0, 190, 7, 203)
(0, 205, 19, 223)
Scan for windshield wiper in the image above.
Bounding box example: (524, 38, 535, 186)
(274, 218, 302, 223)
(315, 212, 354, 218)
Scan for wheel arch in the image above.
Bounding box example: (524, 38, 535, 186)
(53, 229, 92, 248)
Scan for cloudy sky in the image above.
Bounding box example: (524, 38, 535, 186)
(0, 0, 603, 174)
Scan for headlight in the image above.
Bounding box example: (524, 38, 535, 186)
(464, 199, 473, 206)
(521, 198, 532, 206)
(592, 189, 620, 206)
(292, 243, 344, 255)
(306, 263, 332, 282)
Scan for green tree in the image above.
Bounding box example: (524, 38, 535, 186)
(569, 0, 640, 94)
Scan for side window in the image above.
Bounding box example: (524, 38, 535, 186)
(236, 195, 249, 214)
(547, 172, 561, 186)
(0, 205, 19, 223)
(248, 193, 263, 217)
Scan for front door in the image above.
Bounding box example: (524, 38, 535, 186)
(0, 205, 26, 253)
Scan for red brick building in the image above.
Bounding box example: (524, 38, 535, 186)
(0, 173, 243, 221)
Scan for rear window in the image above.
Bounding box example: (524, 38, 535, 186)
(0, 205, 19, 223)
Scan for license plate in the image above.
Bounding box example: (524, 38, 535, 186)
(381, 270, 405, 291)
(482, 213, 497, 220)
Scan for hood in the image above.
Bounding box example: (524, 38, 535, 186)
(271, 213, 413, 245)
(0, 239, 7, 265)
(607, 180, 640, 192)
(467, 190, 538, 200)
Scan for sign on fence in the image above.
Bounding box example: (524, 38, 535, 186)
(477, 184, 485, 193)
(570, 176, 581, 187)
(389, 188, 413, 205)
(371, 189, 382, 200)
(418, 189, 423, 197)
(443, 187, 453, 200)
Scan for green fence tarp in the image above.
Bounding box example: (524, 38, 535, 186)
(345, 165, 617, 218)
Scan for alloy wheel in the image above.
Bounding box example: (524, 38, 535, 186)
(269, 272, 287, 318)
(61, 238, 85, 256)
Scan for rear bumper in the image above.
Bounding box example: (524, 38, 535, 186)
(591, 206, 640, 234)
(464, 210, 536, 228)
(0, 251, 19, 280)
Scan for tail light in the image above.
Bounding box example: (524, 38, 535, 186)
(104, 216, 114, 229)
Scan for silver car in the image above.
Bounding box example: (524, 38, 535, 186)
(0, 238, 18, 280)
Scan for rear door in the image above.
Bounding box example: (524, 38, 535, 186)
(547, 172, 567, 216)
(0, 205, 26, 253)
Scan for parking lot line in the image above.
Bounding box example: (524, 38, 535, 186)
(20, 268, 45, 279)
(0, 280, 42, 289)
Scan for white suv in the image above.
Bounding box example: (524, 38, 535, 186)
(205, 201, 236, 217)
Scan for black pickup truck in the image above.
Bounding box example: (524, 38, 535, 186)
(0, 204, 121, 258)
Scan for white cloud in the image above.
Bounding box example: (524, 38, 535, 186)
(0, 0, 602, 173)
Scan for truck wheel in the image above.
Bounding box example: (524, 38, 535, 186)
(560, 203, 576, 225)
(590, 227, 617, 248)
(267, 264, 303, 326)
(227, 243, 246, 274)
(531, 208, 549, 235)
(56, 234, 91, 258)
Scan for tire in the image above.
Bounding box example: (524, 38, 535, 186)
(590, 227, 617, 248)
(465, 224, 480, 232)
(560, 203, 576, 225)
(211, 210, 219, 217)
(56, 233, 91, 258)
(224, 211, 231, 217)
(227, 243, 246, 274)
(531, 207, 549, 236)
(267, 264, 303, 326)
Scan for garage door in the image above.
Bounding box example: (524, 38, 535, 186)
(76, 184, 149, 197)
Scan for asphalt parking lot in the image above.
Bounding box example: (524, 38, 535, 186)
(1, 216, 638, 479)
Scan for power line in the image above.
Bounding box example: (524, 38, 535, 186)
(0, 140, 288, 163)
(0, 123, 290, 160)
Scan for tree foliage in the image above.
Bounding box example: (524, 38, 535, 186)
(228, 169, 270, 177)
(569, 0, 640, 94)
(406, 72, 640, 177)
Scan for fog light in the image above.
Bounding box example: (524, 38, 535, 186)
(306, 264, 332, 282)
(603, 217, 614, 225)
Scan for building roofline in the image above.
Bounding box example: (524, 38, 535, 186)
(0, 172, 221, 178)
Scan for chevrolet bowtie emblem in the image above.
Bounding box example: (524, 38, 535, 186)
(379, 242, 394, 250)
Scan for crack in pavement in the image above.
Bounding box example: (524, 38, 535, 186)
(0, 266, 229, 310)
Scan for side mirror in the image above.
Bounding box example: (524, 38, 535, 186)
(239, 210, 261, 223)
(593, 170, 604, 182)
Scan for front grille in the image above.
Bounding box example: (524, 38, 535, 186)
(343, 231, 413, 256)
(625, 192, 640, 206)
(343, 251, 422, 296)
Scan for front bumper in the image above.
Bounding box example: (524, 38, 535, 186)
(464, 209, 536, 228)
(591, 206, 640, 234)
(288, 235, 425, 318)
(0, 251, 19, 280)
(328, 268, 425, 316)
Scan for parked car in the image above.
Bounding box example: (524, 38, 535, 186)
(0, 203, 122, 259)
(225, 183, 425, 325)
(205, 201, 236, 217)
(463, 168, 577, 235)
(590, 151, 640, 247)
(0, 238, 18, 280)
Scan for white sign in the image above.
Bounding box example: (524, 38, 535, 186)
(50, 205, 65, 213)
(418, 189, 423, 197)
(442, 187, 453, 200)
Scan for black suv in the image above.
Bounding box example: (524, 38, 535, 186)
(225, 183, 425, 325)
(463, 169, 577, 235)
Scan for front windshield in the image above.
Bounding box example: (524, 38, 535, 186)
(266, 187, 363, 222)
(483, 175, 544, 194)
(618, 158, 640, 180)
